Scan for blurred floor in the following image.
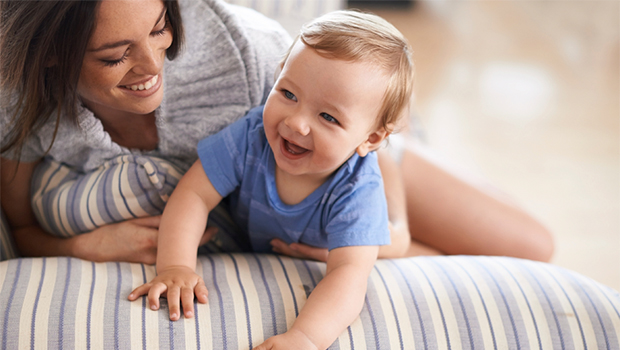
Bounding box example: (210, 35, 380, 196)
(352, 0, 620, 290)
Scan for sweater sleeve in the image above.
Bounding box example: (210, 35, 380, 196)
(220, 1, 292, 105)
(157, 0, 292, 168)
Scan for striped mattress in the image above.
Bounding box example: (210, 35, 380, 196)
(1, 254, 619, 349)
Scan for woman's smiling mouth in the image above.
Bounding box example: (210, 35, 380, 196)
(122, 75, 159, 91)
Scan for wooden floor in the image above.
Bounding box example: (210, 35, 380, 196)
(353, 0, 619, 290)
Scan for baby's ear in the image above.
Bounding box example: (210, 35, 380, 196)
(356, 124, 394, 157)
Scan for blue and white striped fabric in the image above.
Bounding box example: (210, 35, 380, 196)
(1, 254, 618, 349)
(30, 155, 184, 237)
(23, 155, 250, 254)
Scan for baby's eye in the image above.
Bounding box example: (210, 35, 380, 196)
(283, 90, 297, 101)
(321, 113, 339, 124)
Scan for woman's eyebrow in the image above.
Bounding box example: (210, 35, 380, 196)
(89, 6, 167, 52)
(90, 39, 132, 52)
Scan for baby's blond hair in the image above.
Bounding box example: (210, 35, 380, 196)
(281, 10, 415, 133)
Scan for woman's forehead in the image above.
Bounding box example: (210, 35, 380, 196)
(90, 0, 165, 47)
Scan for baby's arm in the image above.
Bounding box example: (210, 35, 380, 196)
(254, 245, 379, 350)
(128, 160, 223, 320)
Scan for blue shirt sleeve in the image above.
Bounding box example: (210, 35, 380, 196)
(196, 106, 265, 197)
(324, 158, 391, 250)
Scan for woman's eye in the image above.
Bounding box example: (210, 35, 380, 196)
(151, 17, 169, 37)
(151, 26, 168, 37)
(102, 51, 128, 67)
(283, 90, 297, 101)
(321, 113, 338, 124)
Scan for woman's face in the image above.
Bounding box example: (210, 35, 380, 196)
(78, 0, 173, 118)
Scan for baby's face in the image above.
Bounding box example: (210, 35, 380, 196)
(263, 41, 389, 182)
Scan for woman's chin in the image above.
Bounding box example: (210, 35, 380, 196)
(126, 92, 164, 115)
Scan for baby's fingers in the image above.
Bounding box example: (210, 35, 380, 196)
(181, 280, 209, 318)
(128, 283, 152, 301)
(164, 285, 182, 320)
(194, 280, 209, 304)
(147, 283, 169, 312)
(181, 287, 196, 318)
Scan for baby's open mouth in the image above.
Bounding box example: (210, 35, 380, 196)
(284, 139, 309, 155)
(122, 75, 158, 91)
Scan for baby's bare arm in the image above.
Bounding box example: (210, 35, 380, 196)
(255, 245, 379, 350)
(128, 160, 223, 320)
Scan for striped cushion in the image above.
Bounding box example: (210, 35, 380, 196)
(1, 255, 618, 349)
(26, 156, 249, 253)
(30, 155, 183, 237)
(1, 155, 181, 261)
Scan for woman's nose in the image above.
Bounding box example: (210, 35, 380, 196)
(132, 44, 163, 76)
(285, 113, 310, 136)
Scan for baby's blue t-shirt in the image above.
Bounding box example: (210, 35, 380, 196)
(197, 106, 390, 253)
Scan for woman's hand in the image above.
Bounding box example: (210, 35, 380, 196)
(72, 217, 218, 264)
(270, 239, 329, 262)
(128, 265, 209, 321)
(269, 220, 425, 261)
(72, 216, 162, 264)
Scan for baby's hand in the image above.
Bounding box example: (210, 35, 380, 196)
(253, 329, 318, 350)
(127, 266, 208, 320)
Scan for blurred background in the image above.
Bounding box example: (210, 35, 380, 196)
(227, 0, 619, 291)
(363, 0, 619, 292)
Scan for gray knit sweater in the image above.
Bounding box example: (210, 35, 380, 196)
(0, 0, 291, 172)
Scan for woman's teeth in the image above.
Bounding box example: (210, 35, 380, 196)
(125, 75, 158, 91)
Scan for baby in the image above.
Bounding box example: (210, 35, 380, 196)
(129, 10, 414, 350)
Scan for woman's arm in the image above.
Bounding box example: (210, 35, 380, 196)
(254, 245, 379, 350)
(1, 157, 77, 257)
(1, 156, 193, 264)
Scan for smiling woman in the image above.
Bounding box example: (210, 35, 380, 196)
(77, 0, 175, 151)
(0, 0, 291, 262)
(79, 0, 173, 121)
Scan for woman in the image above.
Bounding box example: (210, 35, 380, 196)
(0, 0, 553, 264)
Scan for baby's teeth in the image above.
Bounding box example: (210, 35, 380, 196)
(144, 81, 152, 90)
(131, 85, 138, 91)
